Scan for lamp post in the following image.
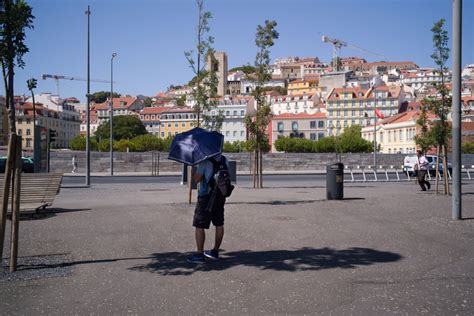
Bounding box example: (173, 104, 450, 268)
(85, 5, 91, 186)
(110, 52, 117, 176)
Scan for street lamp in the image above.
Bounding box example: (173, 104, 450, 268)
(110, 52, 117, 176)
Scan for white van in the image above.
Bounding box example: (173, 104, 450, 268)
(403, 155, 418, 176)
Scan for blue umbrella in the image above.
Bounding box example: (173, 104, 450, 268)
(168, 127, 224, 166)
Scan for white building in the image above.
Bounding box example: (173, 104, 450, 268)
(270, 93, 324, 116)
(241, 79, 286, 95)
(210, 96, 250, 142)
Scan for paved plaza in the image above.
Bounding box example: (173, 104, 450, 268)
(1, 178, 474, 315)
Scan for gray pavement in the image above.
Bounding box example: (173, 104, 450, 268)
(1, 179, 474, 315)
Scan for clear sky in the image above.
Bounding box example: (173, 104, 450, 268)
(10, 0, 474, 102)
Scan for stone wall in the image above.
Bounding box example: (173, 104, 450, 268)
(45, 150, 474, 174)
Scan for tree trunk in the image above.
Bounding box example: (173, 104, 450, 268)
(10, 136, 22, 272)
(253, 149, 258, 188)
(259, 149, 263, 188)
(435, 146, 440, 194)
(0, 134, 16, 260)
(442, 145, 450, 195)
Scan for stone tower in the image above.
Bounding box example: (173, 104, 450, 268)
(206, 51, 228, 97)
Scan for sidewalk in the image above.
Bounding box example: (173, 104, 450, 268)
(1, 181, 474, 314)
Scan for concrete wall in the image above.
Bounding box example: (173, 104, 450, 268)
(45, 150, 474, 174)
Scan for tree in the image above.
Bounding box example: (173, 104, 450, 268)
(131, 134, 162, 152)
(338, 125, 372, 153)
(143, 97, 153, 107)
(95, 115, 147, 141)
(245, 20, 279, 188)
(69, 135, 98, 151)
(184, 0, 223, 132)
(90, 91, 120, 104)
(415, 19, 452, 195)
(229, 64, 256, 75)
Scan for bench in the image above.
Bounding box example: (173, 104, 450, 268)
(0, 173, 63, 215)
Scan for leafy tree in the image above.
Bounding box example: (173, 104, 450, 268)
(223, 140, 250, 153)
(461, 142, 474, 154)
(229, 64, 256, 75)
(314, 137, 336, 153)
(95, 115, 147, 141)
(245, 20, 279, 188)
(176, 95, 186, 106)
(131, 134, 162, 152)
(262, 86, 287, 95)
(1, 0, 34, 134)
(161, 136, 173, 152)
(69, 135, 98, 151)
(415, 19, 452, 194)
(115, 139, 136, 152)
(98, 138, 114, 152)
(90, 91, 120, 104)
(184, 0, 223, 132)
(143, 97, 153, 107)
(338, 125, 372, 153)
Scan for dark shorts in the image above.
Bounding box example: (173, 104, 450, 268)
(193, 191, 225, 229)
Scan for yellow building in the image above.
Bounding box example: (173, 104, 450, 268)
(326, 85, 405, 136)
(287, 77, 319, 95)
(158, 107, 196, 138)
(361, 110, 436, 154)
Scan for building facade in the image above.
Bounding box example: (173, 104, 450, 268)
(326, 85, 406, 136)
(140, 107, 168, 136)
(213, 96, 250, 142)
(206, 52, 228, 97)
(287, 77, 318, 95)
(271, 112, 327, 151)
(158, 107, 196, 138)
(94, 96, 144, 125)
(270, 93, 323, 116)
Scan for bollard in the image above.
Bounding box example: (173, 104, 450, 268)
(326, 163, 344, 200)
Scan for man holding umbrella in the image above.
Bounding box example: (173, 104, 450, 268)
(167, 128, 229, 264)
(187, 154, 229, 263)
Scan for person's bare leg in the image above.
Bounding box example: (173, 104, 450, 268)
(195, 228, 205, 253)
(214, 226, 224, 250)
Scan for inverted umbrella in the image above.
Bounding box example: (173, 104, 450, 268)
(168, 127, 224, 166)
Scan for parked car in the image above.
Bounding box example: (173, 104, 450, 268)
(0, 156, 35, 173)
(403, 154, 452, 176)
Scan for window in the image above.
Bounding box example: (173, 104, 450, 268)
(233, 131, 237, 137)
(241, 110, 245, 116)
(292, 121, 298, 131)
(277, 122, 284, 132)
(226, 110, 230, 116)
(226, 131, 230, 137)
(174, 123, 178, 127)
(240, 131, 244, 137)
(26, 118, 31, 124)
(168, 132, 171, 137)
(161, 132, 165, 138)
(167, 123, 171, 127)
(26, 139, 31, 148)
(182, 123, 186, 127)
(399, 129, 403, 141)
(18, 118, 23, 124)
(26, 129, 31, 135)
(318, 132, 325, 140)
(310, 133, 317, 140)
(233, 110, 237, 116)
(18, 129, 22, 135)
(310, 121, 316, 128)
(318, 121, 324, 128)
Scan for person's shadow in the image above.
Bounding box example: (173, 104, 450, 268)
(129, 247, 402, 276)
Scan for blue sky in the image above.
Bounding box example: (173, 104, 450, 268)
(10, 0, 474, 102)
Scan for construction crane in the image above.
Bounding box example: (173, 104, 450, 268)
(321, 35, 386, 72)
(41, 74, 113, 97)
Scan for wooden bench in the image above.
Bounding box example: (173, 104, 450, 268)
(0, 173, 63, 215)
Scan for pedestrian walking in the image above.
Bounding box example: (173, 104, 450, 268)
(416, 150, 431, 191)
(187, 154, 232, 264)
(72, 155, 78, 174)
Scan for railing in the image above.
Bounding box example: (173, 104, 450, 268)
(343, 165, 474, 183)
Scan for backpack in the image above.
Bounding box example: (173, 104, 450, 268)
(211, 156, 234, 198)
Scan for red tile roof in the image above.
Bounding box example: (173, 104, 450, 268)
(94, 97, 139, 110)
(273, 112, 326, 120)
(141, 106, 169, 115)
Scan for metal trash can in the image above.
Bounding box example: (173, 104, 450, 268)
(228, 160, 237, 183)
(326, 162, 344, 200)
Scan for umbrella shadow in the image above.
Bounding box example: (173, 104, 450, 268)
(129, 247, 402, 276)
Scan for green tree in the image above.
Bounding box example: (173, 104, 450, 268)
(95, 115, 147, 141)
(461, 142, 474, 154)
(245, 20, 279, 188)
(115, 139, 136, 152)
(90, 91, 120, 104)
(184, 0, 223, 132)
(415, 19, 452, 194)
(1, 0, 34, 134)
(229, 64, 256, 75)
(131, 134, 162, 152)
(70, 135, 98, 151)
(143, 97, 153, 107)
(338, 125, 372, 153)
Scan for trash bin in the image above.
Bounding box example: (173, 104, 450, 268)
(326, 162, 344, 200)
(228, 160, 237, 183)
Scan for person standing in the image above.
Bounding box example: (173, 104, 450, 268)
(416, 150, 431, 191)
(72, 155, 78, 174)
(187, 155, 229, 264)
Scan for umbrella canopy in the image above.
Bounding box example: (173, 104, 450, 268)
(168, 127, 224, 166)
